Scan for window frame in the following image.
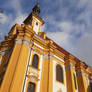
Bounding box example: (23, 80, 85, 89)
(31, 53, 40, 69)
(56, 64, 64, 84)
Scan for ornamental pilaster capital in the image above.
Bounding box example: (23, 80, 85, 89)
(43, 54, 53, 60)
(76, 61, 88, 72)
(65, 64, 75, 70)
(64, 54, 76, 66)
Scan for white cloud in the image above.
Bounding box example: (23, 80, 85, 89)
(72, 33, 92, 66)
(0, 0, 27, 40)
(14, 14, 27, 25)
(47, 31, 70, 46)
(0, 0, 27, 25)
(44, 0, 92, 66)
(58, 22, 73, 33)
(0, 13, 7, 24)
(46, 19, 92, 66)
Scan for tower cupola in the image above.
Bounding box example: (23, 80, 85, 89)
(23, 3, 44, 34)
(32, 3, 40, 16)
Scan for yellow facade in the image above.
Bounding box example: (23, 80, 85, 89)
(0, 3, 92, 92)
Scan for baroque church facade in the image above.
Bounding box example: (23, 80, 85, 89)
(0, 3, 92, 92)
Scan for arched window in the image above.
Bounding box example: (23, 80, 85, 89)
(32, 54, 39, 68)
(56, 64, 63, 83)
(27, 82, 35, 92)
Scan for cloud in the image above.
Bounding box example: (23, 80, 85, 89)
(1, 0, 27, 25)
(43, 0, 92, 66)
(47, 31, 70, 46)
(74, 33, 92, 66)
(0, 0, 27, 40)
(0, 13, 7, 24)
(14, 14, 27, 25)
(46, 19, 92, 66)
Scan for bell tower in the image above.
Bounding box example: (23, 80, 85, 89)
(24, 3, 44, 34)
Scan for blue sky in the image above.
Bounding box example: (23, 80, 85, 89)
(0, 0, 92, 66)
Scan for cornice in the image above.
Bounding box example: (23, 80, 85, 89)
(9, 24, 66, 60)
(12, 26, 66, 61)
(14, 25, 66, 61)
(24, 25, 35, 35)
(1, 23, 92, 74)
(75, 61, 88, 71)
(0, 37, 14, 51)
(0, 48, 12, 55)
(34, 34, 45, 42)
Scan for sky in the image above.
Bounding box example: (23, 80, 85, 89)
(0, 0, 92, 67)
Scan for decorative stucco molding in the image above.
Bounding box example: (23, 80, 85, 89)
(22, 39, 30, 46)
(65, 64, 75, 70)
(43, 54, 54, 61)
(15, 38, 30, 46)
(54, 55, 64, 63)
(43, 54, 49, 59)
(34, 42, 44, 50)
(31, 49, 42, 55)
(15, 39, 22, 44)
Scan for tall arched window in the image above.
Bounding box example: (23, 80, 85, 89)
(32, 54, 39, 69)
(27, 82, 35, 92)
(56, 64, 63, 83)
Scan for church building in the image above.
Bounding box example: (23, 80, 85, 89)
(0, 3, 92, 92)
